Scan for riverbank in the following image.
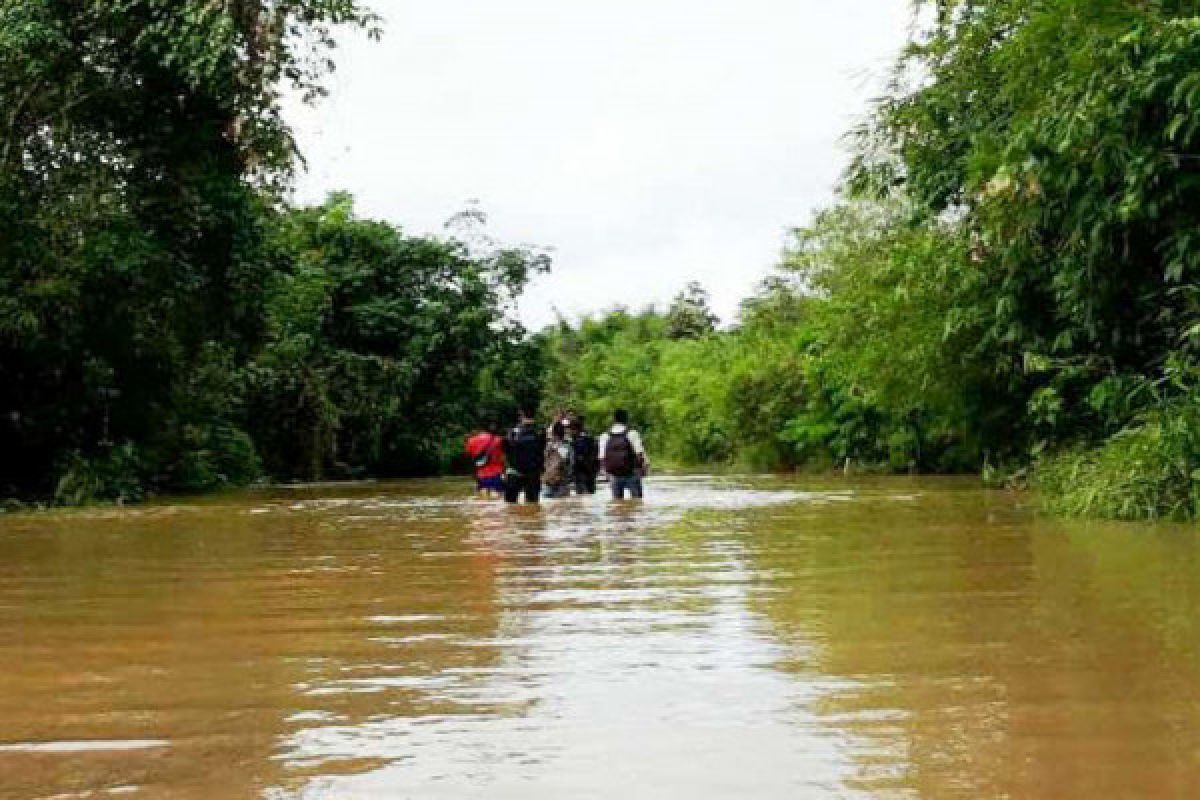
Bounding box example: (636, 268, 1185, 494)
(538, 300, 1200, 523)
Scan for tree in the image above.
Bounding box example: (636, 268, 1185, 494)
(666, 281, 719, 339)
(0, 0, 377, 500)
(243, 194, 550, 480)
(848, 0, 1200, 511)
(861, 0, 1200, 440)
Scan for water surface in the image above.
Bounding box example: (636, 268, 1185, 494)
(2, 476, 1198, 798)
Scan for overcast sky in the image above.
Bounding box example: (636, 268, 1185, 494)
(287, 0, 912, 330)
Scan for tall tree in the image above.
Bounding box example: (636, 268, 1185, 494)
(245, 194, 550, 480)
(860, 0, 1200, 439)
(0, 0, 377, 499)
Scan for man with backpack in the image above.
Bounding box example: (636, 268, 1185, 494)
(503, 409, 546, 504)
(465, 422, 505, 499)
(569, 413, 600, 495)
(599, 409, 648, 500)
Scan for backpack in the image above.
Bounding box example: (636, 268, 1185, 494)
(506, 425, 543, 475)
(604, 431, 638, 477)
(543, 440, 572, 485)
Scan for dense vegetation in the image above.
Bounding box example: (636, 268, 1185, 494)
(542, 0, 1200, 520)
(539, 261, 988, 476)
(0, 2, 544, 503)
(4, 0, 1198, 520)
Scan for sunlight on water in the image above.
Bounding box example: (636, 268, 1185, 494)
(1, 476, 1199, 798)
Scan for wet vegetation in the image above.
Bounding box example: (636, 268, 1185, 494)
(0, 1, 544, 503)
(542, 1, 1200, 520)
(3, 1, 1200, 519)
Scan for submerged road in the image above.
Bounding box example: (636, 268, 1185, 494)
(1, 475, 1198, 798)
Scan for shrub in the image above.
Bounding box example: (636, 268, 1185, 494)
(54, 444, 147, 506)
(165, 423, 262, 493)
(1036, 403, 1200, 521)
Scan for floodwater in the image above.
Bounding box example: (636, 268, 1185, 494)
(2, 476, 1199, 799)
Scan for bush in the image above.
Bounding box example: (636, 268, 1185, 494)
(54, 444, 147, 506)
(1036, 403, 1200, 521)
(165, 423, 262, 493)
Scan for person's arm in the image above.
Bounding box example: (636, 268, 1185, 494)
(597, 434, 609, 477)
(630, 430, 649, 472)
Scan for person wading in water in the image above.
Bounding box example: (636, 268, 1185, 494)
(465, 422, 505, 499)
(503, 409, 546, 504)
(569, 413, 599, 495)
(599, 409, 648, 500)
(542, 420, 574, 499)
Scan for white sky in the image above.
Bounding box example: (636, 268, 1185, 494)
(287, 0, 913, 330)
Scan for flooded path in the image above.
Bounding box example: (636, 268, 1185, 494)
(2, 476, 1200, 798)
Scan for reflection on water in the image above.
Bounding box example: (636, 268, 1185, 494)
(1, 476, 1198, 798)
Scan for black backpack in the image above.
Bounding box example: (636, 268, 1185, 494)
(604, 431, 638, 477)
(506, 425, 543, 475)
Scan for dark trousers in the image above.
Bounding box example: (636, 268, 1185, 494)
(574, 471, 598, 495)
(505, 473, 541, 504)
(611, 474, 644, 500)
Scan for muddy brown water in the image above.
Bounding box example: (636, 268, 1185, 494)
(2, 475, 1199, 799)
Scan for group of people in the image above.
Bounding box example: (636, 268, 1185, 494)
(464, 409, 649, 504)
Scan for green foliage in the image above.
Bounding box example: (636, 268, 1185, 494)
(538, 308, 667, 434)
(8, 0, 1200, 525)
(0, 0, 379, 501)
(1036, 363, 1200, 519)
(666, 281, 719, 340)
(539, 263, 985, 473)
(781, 198, 999, 472)
(655, 336, 735, 462)
(0, 2, 551, 503)
(834, 0, 1200, 518)
(244, 195, 548, 480)
(54, 444, 146, 507)
(1036, 404, 1200, 521)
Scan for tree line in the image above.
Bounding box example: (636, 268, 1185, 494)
(0, 1, 544, 504)
(541, 0, 1200, 521)
(3, 0, 1198, 520)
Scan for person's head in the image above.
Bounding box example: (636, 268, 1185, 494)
(572, 412, 586, 432)
(551, 420, 566, 440)
(517, 408, 535, 425)
(613, 409, 629, 426)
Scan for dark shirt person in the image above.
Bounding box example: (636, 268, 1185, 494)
(503, 410, 546, 504)
(569, 414, 600, 495)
